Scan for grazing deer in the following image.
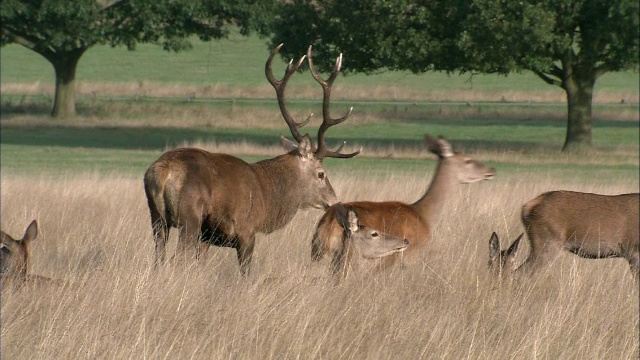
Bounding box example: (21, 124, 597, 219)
(489, 191, 640, 279)
(488, 232, 523, 276)
(312, 135, 496, 268)
(1, 220, 56, 287)
(144, 45, 359, 275)
(331, 203, 409, 279)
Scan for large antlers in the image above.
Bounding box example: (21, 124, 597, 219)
(265, 43, 312, 144)
(307, 45, 360, 159)
(265, 44, 360, 160)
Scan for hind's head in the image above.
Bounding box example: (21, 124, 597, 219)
(1, 220, 38, 278)
(488, 232, 522, 276)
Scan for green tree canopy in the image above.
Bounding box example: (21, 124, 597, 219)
(271, 0, 639, 151)
(1, 0, 274, 118)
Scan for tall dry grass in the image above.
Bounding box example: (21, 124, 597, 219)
(1, 169, 638, 359)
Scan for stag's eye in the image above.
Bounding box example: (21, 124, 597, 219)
(317, 171, 325, 180)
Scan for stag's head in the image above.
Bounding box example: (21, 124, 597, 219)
(335, 204, 409, 259)
(425, 134, 496, 184)
(266, 44, 360, 210)
(0, 220, 38, 278)
(488, 232, 522, 276)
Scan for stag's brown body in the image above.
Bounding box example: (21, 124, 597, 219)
(144, 144, 335, 267)
(144, 45, 359, 274)
(490, 191, 639, 279)
(313, 135, 496, 268)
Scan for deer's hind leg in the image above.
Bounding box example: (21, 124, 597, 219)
(235, 234, 256, 277)
(517, 227, 562, 275)
(175, 213, 203, 266)
(149, 206, 170, 267)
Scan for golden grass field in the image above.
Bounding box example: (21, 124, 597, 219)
(1, 162, 638, 359)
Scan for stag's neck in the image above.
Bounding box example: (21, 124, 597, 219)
(411, 159, 457, 225)
(252, 155, 305, 233)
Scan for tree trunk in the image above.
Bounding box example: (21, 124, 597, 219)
(562, 74, 595, 151)
(50, 49, 85, 118)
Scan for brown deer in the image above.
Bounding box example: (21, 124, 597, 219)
(330, 203, 410, 279)
(312, 135, 496, 268)
(1, 220, 56, 288)
(489, 191, 640, 280)
(488, 232, 522, 276)
(144, 45, 359, 275)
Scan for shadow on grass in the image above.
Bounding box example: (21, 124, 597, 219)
(0, 124, 559, 154)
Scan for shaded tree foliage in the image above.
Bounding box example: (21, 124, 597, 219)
(1, 0, 274, 118)
(271, 0, 639, 151)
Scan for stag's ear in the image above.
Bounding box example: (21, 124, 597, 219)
(280, 135, 298, 153)
(297, 134, 314, 160)
(489, 232, 500, 259)
(23, 220, 38, 243)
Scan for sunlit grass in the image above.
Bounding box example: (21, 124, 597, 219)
(1, 170, 637, 359)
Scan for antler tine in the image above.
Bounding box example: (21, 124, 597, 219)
(320, 141, 362, 159)
(265, 44, 311, 143)
(307, 45, 358, 159)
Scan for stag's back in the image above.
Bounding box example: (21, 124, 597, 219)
(144, 148, 272, 232)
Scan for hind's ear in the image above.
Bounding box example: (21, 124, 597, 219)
(424, 134, 453, 158)
(334, 203, 349, 230)
(506, 233, 523, 256)
(23, 220, 38, 243)
(489, 232, 500, 258)
(347, 210, 359, 234)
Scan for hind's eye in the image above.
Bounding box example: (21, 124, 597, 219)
(317, 171, 325, 180)
(371, 232, 379, 237)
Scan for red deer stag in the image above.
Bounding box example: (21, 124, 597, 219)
(144, 45, 359, 275)
(489, 191, 640, 280)
(312, 135, 496, 268)
(1, 220, 56, 287)
(331, 203, 409, 280)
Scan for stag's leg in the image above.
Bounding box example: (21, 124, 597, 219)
(235, 235, 256, 276)
(175, 217, 201, 265)
(152, 218, 170, 266)
(148, 206, 170, 267)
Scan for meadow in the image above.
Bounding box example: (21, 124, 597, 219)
(1, 33, 639, 359)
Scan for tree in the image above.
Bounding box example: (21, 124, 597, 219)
(270, 0, 639, 151)
(1, 0, 274, 118)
